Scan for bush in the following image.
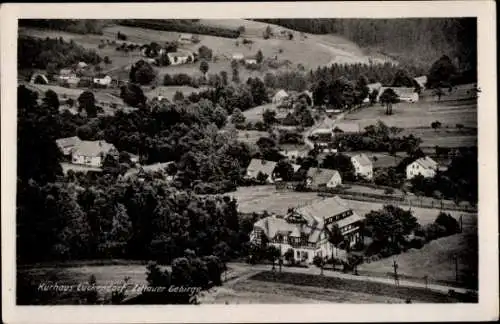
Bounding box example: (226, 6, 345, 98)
(423, 223, 447, 241)
(435, 212, 460, 235)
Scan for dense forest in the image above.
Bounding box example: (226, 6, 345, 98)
(256, 18, 477, 71)
(19, 19, 107, 35)
(18, 36, 102, 70)
(16, 85, 256, 264)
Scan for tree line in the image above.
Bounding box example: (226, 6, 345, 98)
(18, 36, 102, 70)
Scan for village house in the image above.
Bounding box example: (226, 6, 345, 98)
(178, 33, 194, 44)
(378, 87, 419, 103)
(58, 69, 76, 81)
(406, 156, 439, 179)
(245, 159, 278, 183)
(250, 196, 365, 264)
(232, 53, 244, 61)
(56, 136, 82, 157)
(244, 57, 258, 65)
(71, 140, 118, 168)
(306, 167, 342, 189)
(272, 89, 289, 105)
(414, 76, 428, 90)
(93, 75, 112, 87)
(351, 153, 373, 180)
(122, 161, 175, 182)
(167, 52, 194, 65)
(279, 149, 308, 163)
(363, 82, 382, 103)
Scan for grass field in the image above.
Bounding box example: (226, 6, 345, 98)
(236, 130, 269, 146)
(201, 279, 408, 304)
(248, 271, 470, 303)
(231, 185, 477, 227)
(360, 229, 478, 288)
(344, 85, 477, 131)
(243, 103, 278, 122)
(400, 127, 477, 148)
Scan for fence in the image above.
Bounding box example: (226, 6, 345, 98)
(318, 190, 477, 213)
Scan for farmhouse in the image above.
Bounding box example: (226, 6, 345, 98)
(414, 75, 428, 90)
(58, 69, 76, 81)
(406, 156, 438, 179)
(56, 136, 82, 157)
(232, 53, 244, 61)
(71, 140, 118, 168)
(167, 52, 194, 65)
(306, 167, 342, 189)
(351, 153, 373, 180)
(93, 75, 112, 87)
(378, 87, 419, 103)
(245, 159, 277, 183)
(178, 33, 194, 44)
(122, 161, 175, 181)
(272, 89, 289, 105)
(244, 57, 258, 65)
(250, 196, 365, 264)
(279, 149, 308, 162)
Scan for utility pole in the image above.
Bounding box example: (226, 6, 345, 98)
(459, 215, 463, 233)
(392, 259, 399, 286)
(453, 254, 459, 283)
(423, 275, 428, 289)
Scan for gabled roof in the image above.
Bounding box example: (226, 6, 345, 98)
(291, 163, 301, 172)
(56, 136, 81, 149)
(72, 140, 116, 157)
(295, 196, 351, 221)
(123, 162, 174, 180)
(273, 89, 289, 99)
(306, 167, 340, 186)
(335, 212, 365, 229)
(351, 153, 372, 167)
(246, 159, 277, 177)
(412, 156, 438, 170)
(414, 76, 428, 87)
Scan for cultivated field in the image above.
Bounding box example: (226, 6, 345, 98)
(360, 229, 478, 287)
(400, 127, 477, 148)
(231, 185, 477, 227)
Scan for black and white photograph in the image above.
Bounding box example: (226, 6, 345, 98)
(1, 1, 497, 323)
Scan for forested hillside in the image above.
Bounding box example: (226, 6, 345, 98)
(255, 18, 477, 71)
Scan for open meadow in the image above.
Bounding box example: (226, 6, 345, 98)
(231, 185, 477, 226)
(360, 229, 478, 288)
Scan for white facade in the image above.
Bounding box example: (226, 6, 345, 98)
(72, 154, 103, 167)
(245, 59, 258, 65)
(327, 173, 342, 188)
(167, 52, 193, 65)
(93, 75, 112, 87)
(351, 155, 373, 180)
(406, 157, 438, 179)
(232, 53, 244, 60)
(399, 92, 419, 103)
